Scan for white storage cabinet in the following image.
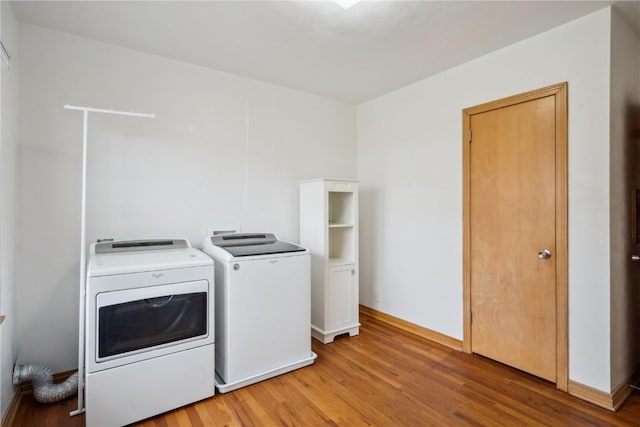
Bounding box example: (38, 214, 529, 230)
(299, 179, 359, 343)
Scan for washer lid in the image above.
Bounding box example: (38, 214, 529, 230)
(209, 233, 306, 257)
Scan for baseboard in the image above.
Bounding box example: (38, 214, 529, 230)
(359, 305, 463, 351)
(568, 367, 640, 413)
(612, 367, 640, 410)
(1, 390, 23, 427)
(568, 380, 614, 411)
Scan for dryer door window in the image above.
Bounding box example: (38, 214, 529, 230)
(95, 280, 209, 361)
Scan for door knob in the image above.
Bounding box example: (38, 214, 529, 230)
(538, 249, 552, 260)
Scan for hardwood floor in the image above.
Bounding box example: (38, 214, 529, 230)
(10, 312, 640, 426)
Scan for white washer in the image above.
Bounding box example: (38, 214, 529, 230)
(202, 233, 316, 393)
(85, 239, 214, 427)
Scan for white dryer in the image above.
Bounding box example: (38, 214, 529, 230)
(85, 239, 214, 427)
(202, 233, 316, 393)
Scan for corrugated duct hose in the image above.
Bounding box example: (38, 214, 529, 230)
(13, 364, 78, 403)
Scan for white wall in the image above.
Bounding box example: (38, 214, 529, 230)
(609, 8, 640, 391)
(357, 8, 612, 392)
(0, 1, 18, 418)
(16, 23, 356, 372)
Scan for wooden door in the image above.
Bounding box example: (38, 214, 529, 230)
(463, 83, 568, 387)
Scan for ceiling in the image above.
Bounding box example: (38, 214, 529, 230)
(9, 1, 640, 104)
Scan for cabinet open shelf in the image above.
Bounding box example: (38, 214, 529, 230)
(329, 191, 354, 225)
(329, 226, 353, 262)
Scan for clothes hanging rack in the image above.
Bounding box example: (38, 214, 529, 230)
(64, 105, 155, 417)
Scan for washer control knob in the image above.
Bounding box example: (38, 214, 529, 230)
(233, 263, 240, 271)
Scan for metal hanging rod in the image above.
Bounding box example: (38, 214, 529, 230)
(65, 103, 155, 417)
(1, 41, 11, 67)
(64, 104, 156, 118)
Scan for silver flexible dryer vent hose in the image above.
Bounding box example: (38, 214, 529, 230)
(13, 364, 78, 403)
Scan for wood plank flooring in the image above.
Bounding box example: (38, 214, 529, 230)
(10, 312, 640, 426)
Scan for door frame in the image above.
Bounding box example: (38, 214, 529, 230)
(462, 82, 568, 391)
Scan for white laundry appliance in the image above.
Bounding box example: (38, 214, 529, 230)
(85, 239, 215, 427)
(202, 233, 316, 393)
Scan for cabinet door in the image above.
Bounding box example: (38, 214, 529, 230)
(328, 264, 357, 330)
